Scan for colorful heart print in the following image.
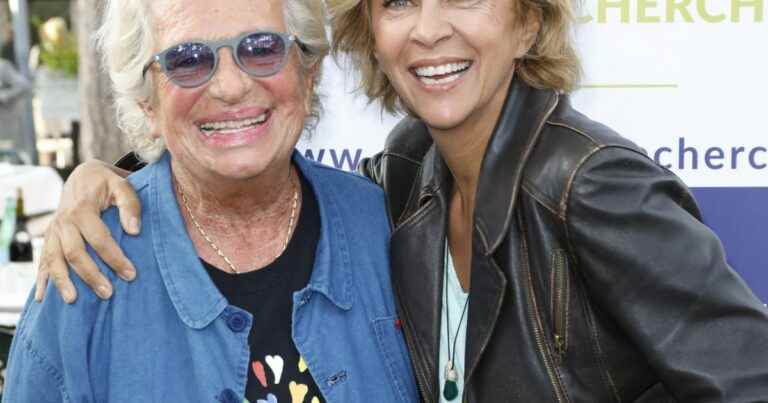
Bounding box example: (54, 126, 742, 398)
(251, 360, 268, 388)
(256, 393, 278, 403)
(289, 381, 308, 403)
(265, 355, 285, 385)
(298, 357, 308, 373)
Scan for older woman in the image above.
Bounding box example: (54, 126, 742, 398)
(1, 1, 418, 402)
(31, 0, 768, 402)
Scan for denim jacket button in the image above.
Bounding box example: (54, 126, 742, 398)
(226, 311, 248, 333)
(218, 388, 239, 403)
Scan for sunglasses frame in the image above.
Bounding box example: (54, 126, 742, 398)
(142, 31, 308, 88)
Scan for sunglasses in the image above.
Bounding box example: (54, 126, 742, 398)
(142, 31, 308, 88)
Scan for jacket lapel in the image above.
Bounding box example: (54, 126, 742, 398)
(389, 146, 451, 402)
(463, 79, 559, 387)
(474, 79, 559, 256)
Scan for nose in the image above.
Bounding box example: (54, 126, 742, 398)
(207, 48, 250, 104)
(410, 1, 453, 47)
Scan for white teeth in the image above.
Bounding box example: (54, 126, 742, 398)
(419, 73, 462, 86)
(198, 114, 268, 134)
(414, 62, 470, 78)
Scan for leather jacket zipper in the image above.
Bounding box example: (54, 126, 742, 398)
(551, 249, 569, 362)
(521, 93, 568, 401)
(519, 208, 569, 403)
(523, 239, 569, 403)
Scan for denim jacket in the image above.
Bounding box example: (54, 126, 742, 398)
(3, 151, 418, 403)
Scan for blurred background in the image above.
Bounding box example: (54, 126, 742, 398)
(1, 0, 127, 173)
(0, 0, 118, 395)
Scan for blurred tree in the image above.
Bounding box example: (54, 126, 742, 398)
(0, 1, 13, 63)
(38, 16, 78, 76)
(75, 0, 129, 163)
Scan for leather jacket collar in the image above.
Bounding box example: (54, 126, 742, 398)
(473, 81, 559, 255)
(408, 78, 559, 254)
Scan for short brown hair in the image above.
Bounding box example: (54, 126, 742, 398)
(329, 0, 582, 113)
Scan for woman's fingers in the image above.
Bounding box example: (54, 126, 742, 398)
(58, 220, 114, 300)
(33, 268, 49, 302)
(34, 160, 138, 303)
(109, 177, 142, 235)
(76, 209, 136, 282)
(35, 231, 77, 303)
(36, 204, 130, 304)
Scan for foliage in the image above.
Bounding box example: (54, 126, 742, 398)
(38, 31, 77, 76)
(34, 16, 78, 76)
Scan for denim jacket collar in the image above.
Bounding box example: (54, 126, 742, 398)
(149, 152, 228, 329)
(293, 151, 353, 311)
(148, 151, 353, 330)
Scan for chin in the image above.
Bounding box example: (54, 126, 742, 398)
(216, 166, 263, 180)
(208, 154, 271, 180)
(417, 109, 471, 133)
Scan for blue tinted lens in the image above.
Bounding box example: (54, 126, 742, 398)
(164, 43, 215, 87)
(237, 33, 287, 76)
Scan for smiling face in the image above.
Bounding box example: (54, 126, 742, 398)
(144, 0, 314, 183)
(370, 0, 538, 134)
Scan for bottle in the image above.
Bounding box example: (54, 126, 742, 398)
(0, 193, 16, 265)
(10, 188, 32, 262)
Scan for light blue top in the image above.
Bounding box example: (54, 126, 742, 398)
(438, 246, 469, 403)
(3, 151, 418, 403)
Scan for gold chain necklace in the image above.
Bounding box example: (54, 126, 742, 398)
(177, 172, 299, 274)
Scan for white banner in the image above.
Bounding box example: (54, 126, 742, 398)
(300, 0, 768, 188)
(572, 0, 767, 187)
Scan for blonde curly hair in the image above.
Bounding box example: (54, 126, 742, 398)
(328, 0, 582, 113)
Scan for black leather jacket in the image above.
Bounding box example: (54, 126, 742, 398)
(358, 79, 768, 403)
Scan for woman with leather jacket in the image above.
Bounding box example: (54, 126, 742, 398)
(32, 0, 768, 401)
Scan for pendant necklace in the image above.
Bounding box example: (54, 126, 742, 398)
(443, 242, 469, 401)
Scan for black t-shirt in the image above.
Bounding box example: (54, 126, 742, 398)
(203, 173, 324, 403)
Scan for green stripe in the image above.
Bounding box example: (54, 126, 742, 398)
(579, 84, 679, 89)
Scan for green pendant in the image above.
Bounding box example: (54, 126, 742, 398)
(443, 380, 459, 401)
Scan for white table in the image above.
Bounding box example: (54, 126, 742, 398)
(0, 263, 37, 327)
(0, 163, 63, 216)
